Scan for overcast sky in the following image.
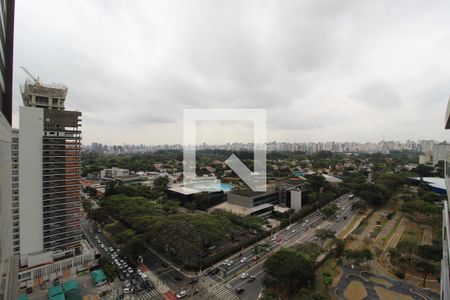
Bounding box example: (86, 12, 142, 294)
(12, 0, 450, 145)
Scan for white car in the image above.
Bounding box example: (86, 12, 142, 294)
(240, 257, 247, 263)
(127, 267, 134, 273)
(176, 291, 187, 299)
(291, 229, 296, 233)
(223, 259, 230, 266)
(100, 243, 105, 249)
(240, 273, 249, 279)
(285, 226, 291, 231)
(271, 236, 277, 241)
(123, 287, 132, 294)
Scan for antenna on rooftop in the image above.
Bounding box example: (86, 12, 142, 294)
(20, 66, 41, 85)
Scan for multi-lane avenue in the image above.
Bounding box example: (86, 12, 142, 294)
(193, 193, 356, 300)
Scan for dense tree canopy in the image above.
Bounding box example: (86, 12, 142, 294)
(264, 248, 315, 297)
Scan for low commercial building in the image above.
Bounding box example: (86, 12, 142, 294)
(100, 167, 129, 179)
(408, 177, 446, 195)
(228, 190, 278, 208)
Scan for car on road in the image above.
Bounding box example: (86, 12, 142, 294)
(291, 229, 296, 233)
(240, 272, 249, 279)
(271, 236, 277, 241)
(174, 275, 182, 281)
(276, 237, 282, 242)
(285, 226, 291, 231)
(208, 268, 220, 276)
(108, 247, 114, 252)
(248, 275, 256, 282)
(252, 255, 260, 261)
(176, 291, 187, 299)
(236, 288, 245, 294)
(240, 257, 247, 263)
(225, 260, 234, 267)
(222, 259, 230, 266)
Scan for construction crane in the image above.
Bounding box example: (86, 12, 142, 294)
(20, 66, 41, 85)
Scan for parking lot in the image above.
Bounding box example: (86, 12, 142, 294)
(84, 220, 161, 299)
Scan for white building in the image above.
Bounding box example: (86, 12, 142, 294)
(100, 167, 130, 179)
(432, 143, 450, 166)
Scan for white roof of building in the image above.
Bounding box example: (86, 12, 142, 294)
(409, 177, 446, 191)
(167, 186, 201, 195)
(322, 174, 343, 183)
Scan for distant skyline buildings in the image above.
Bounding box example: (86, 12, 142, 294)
(85, 139, 443, 155)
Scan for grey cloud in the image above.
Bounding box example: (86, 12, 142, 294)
(11, 0, 450, 144)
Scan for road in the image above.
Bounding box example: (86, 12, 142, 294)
(194, 193, 357, 300)
(81, 218, 163, 299)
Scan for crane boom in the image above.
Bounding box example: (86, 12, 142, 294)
(20, 66, 40, 85)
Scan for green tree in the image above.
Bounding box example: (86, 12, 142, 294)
(417, 245, 441, 262)
(396, 239, 418, 265)
(98, 257, 116, 281)
(153, 176, 169, 193)
(335, 239, 345, 258)
(264, 248, 315, 297)
(414, 259, 436, 287)
(320, 205, 338, 218)
(82, 198, 93, 215)
(315, 229, 336, 246)
(322, 272, 332, 287)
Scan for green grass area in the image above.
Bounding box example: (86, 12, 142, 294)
(382, 217, 401, 249)
(337, 213, 365, 239)
(312, 255, 337, 299)
(399, 225, 423, 245)
(370, 225, 382, 239)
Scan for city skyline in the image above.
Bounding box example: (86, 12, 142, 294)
(11, 0, 450, 144)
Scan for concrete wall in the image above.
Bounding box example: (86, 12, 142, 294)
(290, 189, 302, 210)
(227, 193, 254, 208)
(19, 107, 44, 259)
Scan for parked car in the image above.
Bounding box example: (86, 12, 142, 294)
(209, 268, 220, 276)
(123, 287, 132, 294)
(176, 290, 187, 299)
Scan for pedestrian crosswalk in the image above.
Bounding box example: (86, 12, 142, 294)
(199, 276, 239, 300)
(132, 289, 160, 299)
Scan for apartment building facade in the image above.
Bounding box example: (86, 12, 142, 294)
(0, 0, 16, 299)
(18, 80, 83, 267)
